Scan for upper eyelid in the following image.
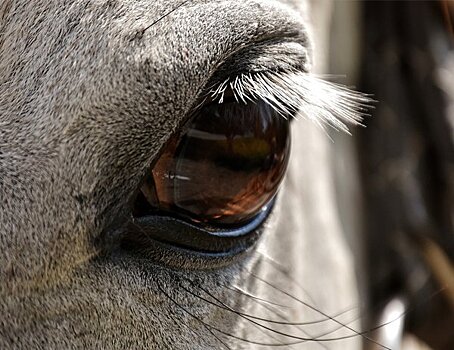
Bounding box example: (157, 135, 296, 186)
(184, 34, 369, 134)
(182, 39, 311, 111)
(204, 39, 311, 89)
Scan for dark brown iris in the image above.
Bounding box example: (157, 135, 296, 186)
(136, 99, 290, 226)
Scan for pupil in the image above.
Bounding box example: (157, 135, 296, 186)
(140, 99, 290, 226)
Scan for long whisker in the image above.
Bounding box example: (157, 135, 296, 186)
(229, 285, 292, 309)
(155, 279, 233, 350)
(229, 285, 328, 343)
(249, 251, 387, 331)
(180, 278, 388, 347)
(166, 301, 232, 350)
(157, 280, 316, 347)
(141, 0, 192, 33)
(182, 281, 330, 350)
(228, 285, 301, 325)
(218, 287, 357, 326)
(248, 271, 391, 349)
(181, 282, 311, 339)
(254, 250, 327, 308)
(232, 283, 358, 326)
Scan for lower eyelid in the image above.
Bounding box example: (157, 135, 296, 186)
(123, 204, 271, 257)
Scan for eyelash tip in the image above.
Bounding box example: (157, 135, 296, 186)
(209, 70, 373, 134)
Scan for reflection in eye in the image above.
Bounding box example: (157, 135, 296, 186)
(136, 99, 290, 226)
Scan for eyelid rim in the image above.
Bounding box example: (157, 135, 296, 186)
(124, 201, 273, 255)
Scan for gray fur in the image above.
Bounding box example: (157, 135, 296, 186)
(0, 1, 361, 349)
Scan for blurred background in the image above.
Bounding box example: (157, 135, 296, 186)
(327, 1, 453, 349)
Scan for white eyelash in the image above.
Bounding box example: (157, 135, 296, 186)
(209, 72, 372, 134)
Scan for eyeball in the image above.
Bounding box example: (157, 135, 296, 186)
(136, 98, 290, 226)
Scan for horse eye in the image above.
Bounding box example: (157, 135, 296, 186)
(134, 98, 290, 227)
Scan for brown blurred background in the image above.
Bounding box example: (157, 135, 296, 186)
(328, 1, 453, 349)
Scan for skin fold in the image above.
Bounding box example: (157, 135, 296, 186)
(0, 1, 360, 349)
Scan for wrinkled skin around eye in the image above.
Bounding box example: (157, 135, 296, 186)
(140, 100, 290, 226)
